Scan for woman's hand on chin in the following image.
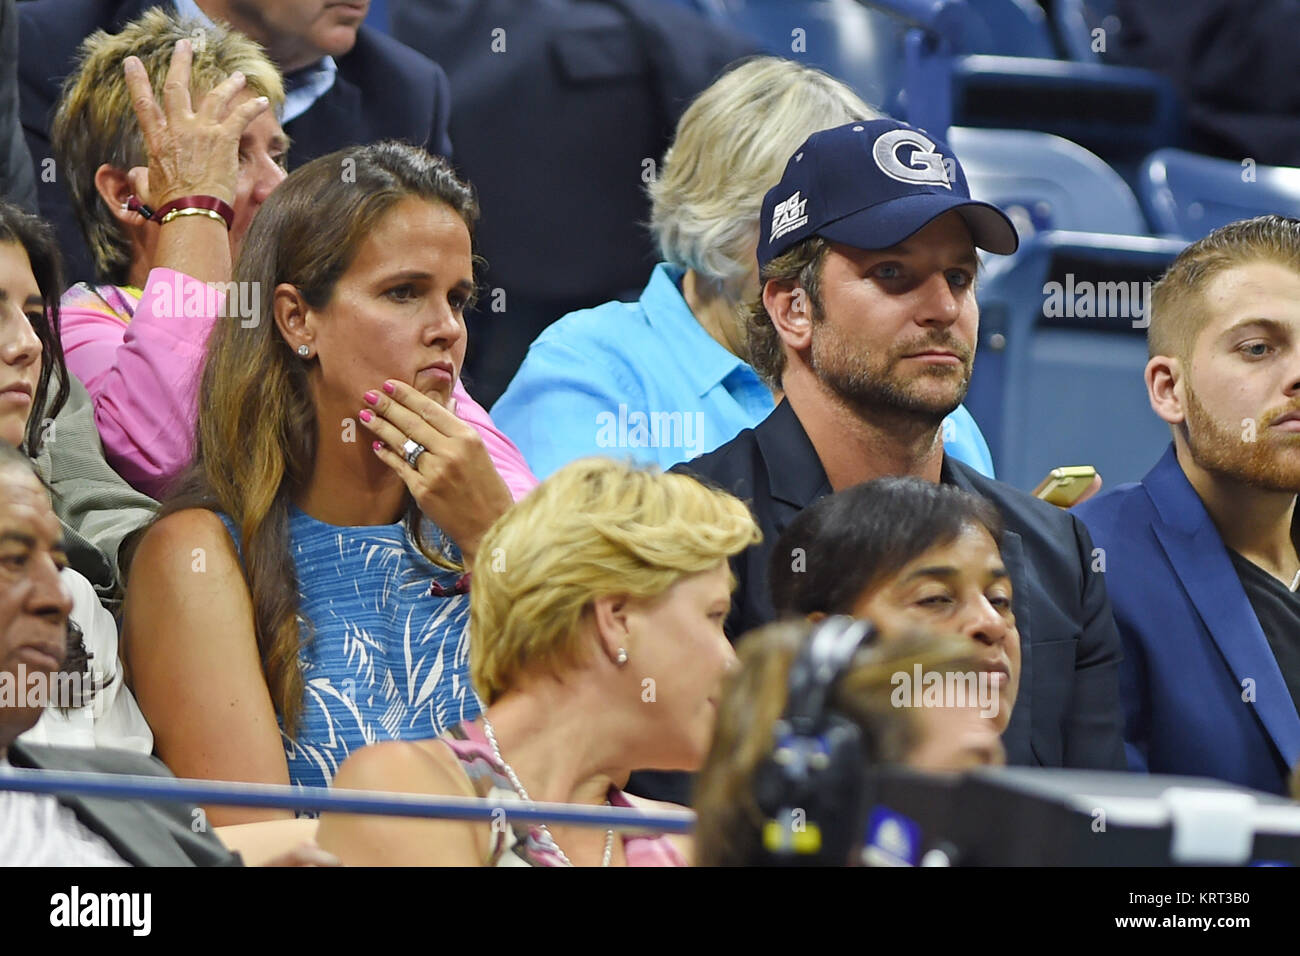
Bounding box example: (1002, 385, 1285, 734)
(360, 378, 513, 566)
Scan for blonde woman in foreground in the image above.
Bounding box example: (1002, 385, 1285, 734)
(317, 458, 761, 866)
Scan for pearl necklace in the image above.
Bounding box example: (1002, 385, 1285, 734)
(481, 717, 615, 867)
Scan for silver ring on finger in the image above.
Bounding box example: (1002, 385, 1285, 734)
(401, 438, 427, 468)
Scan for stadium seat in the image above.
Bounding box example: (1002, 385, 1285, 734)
(709, 2, 1181, 174)
(964, 0, 1056, 58)
(965, 231, 1187, 491)
(707, 0, 1064, 119)
(1139, 148, 1300, 242)
(713, 0, 910, 115)
(947, 55, 1180, 176)
(1052, 0, 1119, 62)
(947, 126, 1148, 237)
(662, 0, 731, 14)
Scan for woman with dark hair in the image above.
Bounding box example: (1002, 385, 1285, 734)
(769, 477, 1021, 732)
(0, 203, 68, 453)
(52, 13, 535, 501)
(0, 201, 151, 752)
(122, 142, 514, 824)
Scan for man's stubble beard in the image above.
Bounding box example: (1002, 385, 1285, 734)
(1183, 381, 1300, 493)
(808, 319, 972, 428)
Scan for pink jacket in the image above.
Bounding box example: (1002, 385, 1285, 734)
(59, 269, 539, 502)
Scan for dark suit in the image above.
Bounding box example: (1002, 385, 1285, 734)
(6, 741, 241, 866)
(0, 0, 36, 212)
(18, 0, 452, 283)
(629, 399, 1127, 805)
(1111, 0, 1300, 166)
(1074, 444, 1300, 795)
(392, 0, 758, 405)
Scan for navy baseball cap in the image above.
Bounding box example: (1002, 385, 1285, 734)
(758, 119, 1019, 270)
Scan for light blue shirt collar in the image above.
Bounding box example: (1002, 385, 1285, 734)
(172, 0, 337, 124)
(172, 0, 211, 26)
(279, 57, 337, 125)
(641, 264, 754, 398)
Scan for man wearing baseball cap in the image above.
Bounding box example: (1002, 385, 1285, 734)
(640, 119, 1126, 800)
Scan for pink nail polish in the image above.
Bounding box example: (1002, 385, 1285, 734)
(382, 381, 396, 395)
(363, 391, 379, 405)
(372, 441, 383, 452)
(359, 409, 372, 423)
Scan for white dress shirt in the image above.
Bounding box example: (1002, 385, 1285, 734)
(0, 755, 130, 866)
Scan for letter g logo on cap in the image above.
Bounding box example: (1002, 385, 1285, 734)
(872, 129, 952, 190)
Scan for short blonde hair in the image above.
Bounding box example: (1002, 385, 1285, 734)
(649, 56, 879, 289)
(51, 9, 285, 284)
(1149, 215, 1300, 362)
(469, 458, 761, 705)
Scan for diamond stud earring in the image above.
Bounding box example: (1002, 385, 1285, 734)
(297, 344, 310, 357)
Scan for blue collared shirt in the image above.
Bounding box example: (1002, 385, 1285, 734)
(491, 264, 995, 480)
(172, 0, 337, 123)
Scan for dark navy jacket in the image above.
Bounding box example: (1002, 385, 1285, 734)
(631, 399, 1128, 805)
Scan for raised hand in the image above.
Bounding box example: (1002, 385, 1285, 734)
(361, 380, 513, 567)
(122, 37, 269, 210)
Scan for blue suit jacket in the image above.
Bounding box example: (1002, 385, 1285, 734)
(1074, 444, 1300, 794)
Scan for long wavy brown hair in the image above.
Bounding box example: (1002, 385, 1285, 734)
(154, 142, 480, 738)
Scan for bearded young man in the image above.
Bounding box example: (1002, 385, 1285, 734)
(628, 119, 1128, 805)
(1076, 215, 1300, 795)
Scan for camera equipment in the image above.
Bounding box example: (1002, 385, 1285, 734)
(752, 615, 879, 865)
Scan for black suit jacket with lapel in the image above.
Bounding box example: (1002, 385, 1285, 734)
(8, 741, 242, 867)
(391, 0, 758, 303)
(277, 22, 451, 166)
(640, 400, 1127, 800)
(19, 0, 452, 283)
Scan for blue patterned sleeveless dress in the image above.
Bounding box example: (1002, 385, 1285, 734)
(218, 506, 481, 791)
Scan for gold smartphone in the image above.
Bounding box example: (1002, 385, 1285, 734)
(1032, 465, 1098, 507)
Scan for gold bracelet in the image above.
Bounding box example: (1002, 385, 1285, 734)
(159, 207, 227, 226)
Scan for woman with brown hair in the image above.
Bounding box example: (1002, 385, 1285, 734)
(122, 142, 513, 825)
(52, 10, 536, 504)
